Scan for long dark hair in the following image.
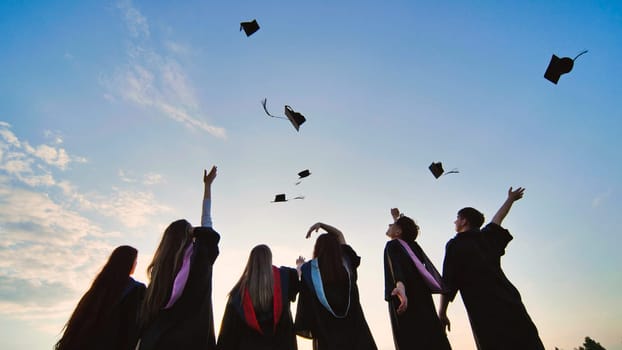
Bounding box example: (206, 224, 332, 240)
(55, 245, 137, 350)
(313, 233, 347, 283)
(140, 219, 193, 329)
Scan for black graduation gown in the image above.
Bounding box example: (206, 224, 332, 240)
(87, 277, 146, 350)
(384, 239, 452, 350)
(139, 227, 220, 350)
(442, 223, 544, 350)
(217, 267, 300, 350)
(295, 244, 377, 350)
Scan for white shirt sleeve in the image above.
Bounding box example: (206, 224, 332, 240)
(201, 198, 212, 228)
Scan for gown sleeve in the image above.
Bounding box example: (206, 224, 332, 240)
(216, 299, 242, 350)
(442, 239, 460, 302)
(384, 241, 406, 301)
(483, 223, 513, 257)
(285, 267, 300, 302)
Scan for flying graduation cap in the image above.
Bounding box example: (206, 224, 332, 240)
(261, 98, 307, 131)
(271, 194, 305, 202)
(295, 169, 311, 185)
(429, 162, 459, 179)
(544, 50, 588, 84)
(240, 19, 260, 37)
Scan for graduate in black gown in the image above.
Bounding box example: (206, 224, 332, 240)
(295, 222, 377, 350)
(384, 208, 452, 350)
(217, 244, 301, 350)
(55, 245, 146, 350)
(438, 187, 545, 350)
(139, 166, 220, 350)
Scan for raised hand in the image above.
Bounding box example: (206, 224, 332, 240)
(391, 208, 401, 221)
(306, 222, 323, 239)
(204, 166, 217, 185)
(507, 187, 525, 202)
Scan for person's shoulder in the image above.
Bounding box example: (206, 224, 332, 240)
(128, 277, 146, 289)
(482, 223, 511, 236)
(193, 226, 220, 243)
(482, 222, 513, 242)
(341, 243, 359, 257)
(386, 239, 400, 247)
(445, 235, 461, 251)
(279, 266, 297, 275)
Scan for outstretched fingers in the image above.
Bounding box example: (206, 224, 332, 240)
(508, 186, 525, 201)
(204, 165, 217, 184)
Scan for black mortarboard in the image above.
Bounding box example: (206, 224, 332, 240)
(298, 169, 311, 179)
(271, 193, 305, 202)
(284, 106, 306, 131)
(544, 50, 588, 84)
(272, 194, 287, 202)
(261, 98, 307, 132)
(240, 19, 260, 37)
(429, 162, 444, 179)
(429, 162, 459, 179)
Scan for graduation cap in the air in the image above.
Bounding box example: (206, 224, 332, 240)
(240, 19, 260, 37)
(544, 50, 588, 84)
(271, 194, 305, 202)
(429, 162, 459, 179)
(295, 169, 311, 185)
(261, 98, 307, 131)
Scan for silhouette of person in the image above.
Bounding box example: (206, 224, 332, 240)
(384, 208, 451, 350)
(217, 244, 301, 350)
(295, 222, 377, 350)
(55, 245, 146, 350)
(438, 187, 545, 350)
(139, 166, 220, 350)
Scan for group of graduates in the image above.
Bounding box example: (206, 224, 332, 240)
(54, 165, 545, 350)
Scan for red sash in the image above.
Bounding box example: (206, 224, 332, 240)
(242, 266, 282, 334)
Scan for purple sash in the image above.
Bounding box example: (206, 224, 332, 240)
(164, 243, 193, 309)
(397, 239, 444, 293)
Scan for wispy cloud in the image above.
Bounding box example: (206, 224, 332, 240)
(0, 123, 172, 328)
(0, 122, 86, 176)
(88, 187, 171, 228)
(117, 0, 150, 39)
(143, 172, 164, 185)
(592, 188, 613, 208)
(104, 0, 225, 138)
(43, 130, 64, 145)
(119, 169, 165, 185)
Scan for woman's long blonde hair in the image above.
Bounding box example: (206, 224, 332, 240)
(231, 244, 274, 312)
(140, 219, 193, 328)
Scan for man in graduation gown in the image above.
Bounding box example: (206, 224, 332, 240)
(438, 187, 545, 350)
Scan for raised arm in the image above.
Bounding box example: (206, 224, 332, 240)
(306, 222, 346, 244)
(491, 187, 525, 226)
(201, 166, 217, 227)
(296, 256, 305, 278)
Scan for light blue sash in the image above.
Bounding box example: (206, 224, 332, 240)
(310, 259, 351, 318)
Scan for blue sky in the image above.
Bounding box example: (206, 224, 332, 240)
(1, 1, 621, 349)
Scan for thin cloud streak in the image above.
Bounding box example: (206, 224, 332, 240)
(104, 1, 226, 138)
